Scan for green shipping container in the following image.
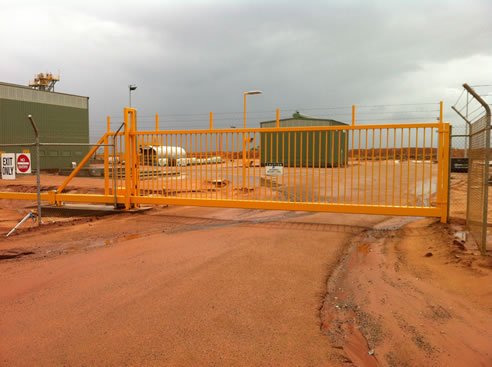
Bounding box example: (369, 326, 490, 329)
(259, 112, 348, 167)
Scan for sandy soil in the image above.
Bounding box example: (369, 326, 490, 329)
(320, 217, 492, 366)
(0, 174, 491, 366)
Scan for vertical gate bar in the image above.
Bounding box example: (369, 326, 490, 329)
(220, 133, 223, 200)
(300, 132, 303, 202)
(319, 130, 322, 203)
(407, 129, 411, 206)
(344, 129, 348, 204)
(247, 132, 250, 200)
(229, 133, 232, 199)
(392, 128, 396, 206)
(276, 130, 279, 201)
(215, 132, 218, 200)
(180, 134, 184, 197)
(141, 135, 144, 196)
(253, 132, 257, 200)
(371, 129, 375, 205)
(430, 128, 433, 207)
(270, 132, 273, 201)
(331, 130, 334, 203)
(364, 130, 368, 204)
(312, 131, 315, 202)
(120, 134, 123, 194)
(186, 133, 190, 198)
(414, 128, 419, 206)
(226, 133, 229, 199)
(152, 134, 156, 195)
(237, 133, 240, 200)
(199, 133, 202, 198)
(358, 130, 361, 204)
(399, 129, 403, 206)
(385, 129, 389, 205)
(338, 130, 341, 203)
(325, 131, 328, 203)
(351, 129, 354, 204)
(160, 134, 163, 196)
(422, 128, 426, 207)
(288, 132, 291, 202)
(165, 133, 169, 197)
(170, 134, 174, 197)
(378, 128, 382, 205)
(210, 133, 214, 200)
(294, 132, 297, 202)
(282, 131, 285, 202)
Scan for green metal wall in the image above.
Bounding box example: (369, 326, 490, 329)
(260, 130, 347, 167)
(0, 99, 89, 169)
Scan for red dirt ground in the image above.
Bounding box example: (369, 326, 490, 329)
(0, 174, 491, 366)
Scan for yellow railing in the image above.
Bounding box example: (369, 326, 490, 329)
(0, 107, 451, 223)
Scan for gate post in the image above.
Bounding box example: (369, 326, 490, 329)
(124, 108, 132, 209)
(441, 124, 451, 223)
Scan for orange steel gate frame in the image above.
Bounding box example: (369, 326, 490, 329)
(0, 106, 451, 223)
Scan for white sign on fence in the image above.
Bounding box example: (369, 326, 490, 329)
(265, 162, 283, 176)
(1, 153, 16, 180)
(16, 153, 31, 174)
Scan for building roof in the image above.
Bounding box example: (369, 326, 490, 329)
(260, 111, 348, 126)
(0, 81, 88, 99)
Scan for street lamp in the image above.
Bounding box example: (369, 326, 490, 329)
(128, 84, 137, 107)
(242, 90, 262, 190)
(243, 90, 263, 128)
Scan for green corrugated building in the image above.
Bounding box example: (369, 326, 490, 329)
(0, 81, 89, 169)
(260, 111, 348, 167)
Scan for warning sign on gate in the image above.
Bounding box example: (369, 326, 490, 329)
(265, 162, 283, 176)
(16, 153, 31, 174)
(1, 153, 16, 180)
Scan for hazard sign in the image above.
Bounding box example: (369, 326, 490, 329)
(16, 153, 31, 174)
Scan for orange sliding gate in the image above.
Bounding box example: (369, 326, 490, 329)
(0, 107, 451, 223)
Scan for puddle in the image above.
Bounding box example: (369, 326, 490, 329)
(0, 250, 35, 260)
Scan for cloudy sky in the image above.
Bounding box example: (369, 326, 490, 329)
(1, 0, 491, 139)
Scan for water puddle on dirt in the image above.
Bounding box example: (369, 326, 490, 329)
(99, 230, 162, 247)
(0, 250, 35, 260)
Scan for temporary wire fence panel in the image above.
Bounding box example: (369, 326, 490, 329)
(125, 123, 449, 220)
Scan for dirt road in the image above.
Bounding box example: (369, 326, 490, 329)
(0, 206, 387, 366)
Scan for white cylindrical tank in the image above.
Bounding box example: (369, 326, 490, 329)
(153, 146, 187, 160)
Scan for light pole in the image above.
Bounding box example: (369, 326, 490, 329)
(243, 90, 263, 128)
(242, 90, 263, 189)
(128, 84, 137, 107)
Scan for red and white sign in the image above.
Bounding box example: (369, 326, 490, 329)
(16, 153, 31, 174)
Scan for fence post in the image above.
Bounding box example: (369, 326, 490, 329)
(27, 115, 42, 225)
(104, 116, 110, 195)
(441, 124, 450, 223)
(124, 108, 132, 209)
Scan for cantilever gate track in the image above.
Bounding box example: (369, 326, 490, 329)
(0, 107, 451, 223)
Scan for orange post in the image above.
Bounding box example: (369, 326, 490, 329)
(210, 112, 213, 130)
(276, 109, 280, 128)
(104, 116, 110, 195)
(155, 114, 159, 131)
(352, 105, 355, 126)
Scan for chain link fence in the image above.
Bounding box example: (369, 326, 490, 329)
(452, 83, 491, 254)
(467, 114, 490, 253)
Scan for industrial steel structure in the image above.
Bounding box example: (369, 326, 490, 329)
(0, 81, 89, 169)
